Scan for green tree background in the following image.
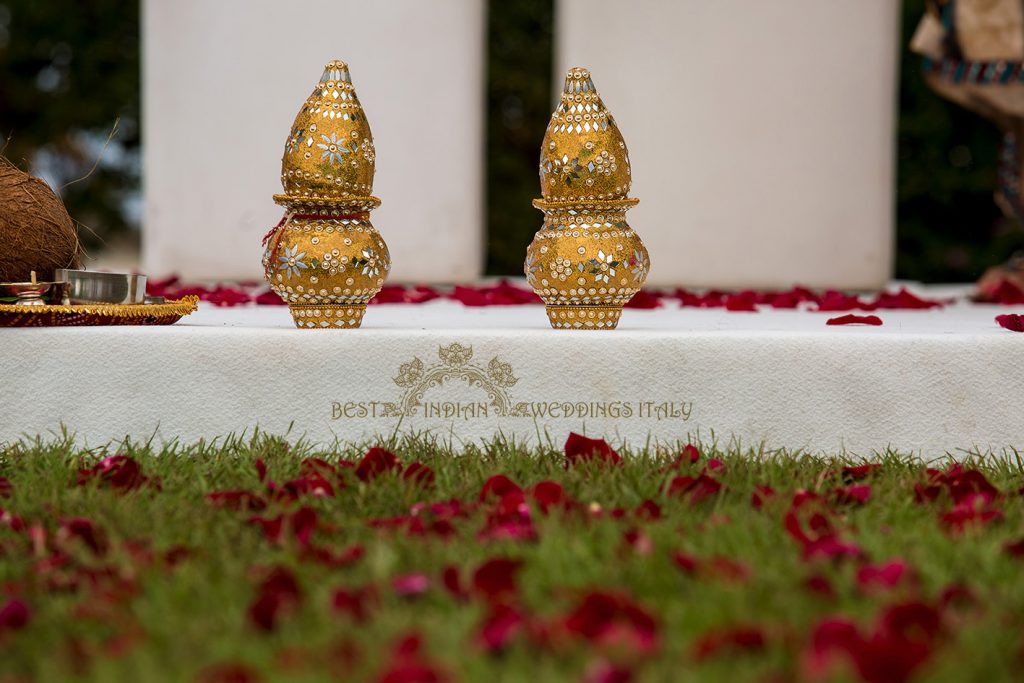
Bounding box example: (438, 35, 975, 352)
(2, 0, 1021, 282)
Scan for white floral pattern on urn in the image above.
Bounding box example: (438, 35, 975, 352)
(262, 60, 390, 329)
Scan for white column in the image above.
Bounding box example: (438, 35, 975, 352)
(143, 0, 485, 283)
(555, 0, 900, 289)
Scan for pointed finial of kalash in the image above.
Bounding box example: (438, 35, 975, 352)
(525, 66, 650, 330)
(262, 60, 390, 329)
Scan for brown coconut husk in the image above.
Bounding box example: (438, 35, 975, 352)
(0, 156, 80, 282)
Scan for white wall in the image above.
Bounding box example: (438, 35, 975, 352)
(556, 0, 900, 289)
(143, 0, 485, 283)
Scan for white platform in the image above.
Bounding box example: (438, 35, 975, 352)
(2, 291, 1022, 457)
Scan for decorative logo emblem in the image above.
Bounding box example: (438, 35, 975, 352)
(386, 343, 529, 417)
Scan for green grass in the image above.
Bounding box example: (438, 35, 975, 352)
(1, 433, 1024, 682)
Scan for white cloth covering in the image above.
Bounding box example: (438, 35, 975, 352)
(2, 290, 1022, 458)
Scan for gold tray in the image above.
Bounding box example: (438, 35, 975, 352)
(0, 296, 199, 327)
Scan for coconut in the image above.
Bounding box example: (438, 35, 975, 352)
(0, 157, 80, 283)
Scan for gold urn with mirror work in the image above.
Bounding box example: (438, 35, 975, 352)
(525, 66, 650, 330)
(262, 60, 390, 329)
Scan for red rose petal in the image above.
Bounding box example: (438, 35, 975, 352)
(826, 314, 883, 326)
(623, 289, 661, 309)
(254, 290, 287, 306)
(635, 499, 662, 520)
(0, 598, 30, 632)
(355, 447, 402, 482)
(564, 433, 622, 468)
(208, 490, 267, 512)
(563, 591, 659, 654)
(530, 480, 566, 514)
(751, 484, 776, 510)
(477, 603, 525, 653)
(402, 462, 436, 488)
(472, 558, 523, 601)
(77, 454, 149, 492)
(665, 472, 722, 505)
(693, 625, 766, 661)
(479, 474, 522, 502)
(248, 567, 302, 632)
(842, 464, 882, 480)
(856, 560, 910, 592)
(331, 586, 376, 622)
(392, 573, 430, 598)
(197, 663, 264, 683)
(996, 314, 1024, 332)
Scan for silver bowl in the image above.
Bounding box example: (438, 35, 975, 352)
(0, 281, 57, 306)
(54, 270, 147, 305)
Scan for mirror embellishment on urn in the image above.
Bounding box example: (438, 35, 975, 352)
(262, 60, 390, 329)
(525, 67, 650, 330)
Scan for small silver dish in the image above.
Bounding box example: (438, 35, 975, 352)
(0, 272, 68, 306)
(55, 269, 147, 305)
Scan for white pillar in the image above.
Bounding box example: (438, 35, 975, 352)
(143, 0, 485, 283)
(556, 0, 900, 289)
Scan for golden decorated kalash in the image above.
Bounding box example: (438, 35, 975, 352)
(262, 60, 390, 329)
(525, 66, 650, 330)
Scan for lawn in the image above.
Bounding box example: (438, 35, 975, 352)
(0, 433, 1023, 682)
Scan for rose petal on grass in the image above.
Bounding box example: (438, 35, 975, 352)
(665, 472, 722, 505)
(1004, 538, 1024, 557)
(58, 517, 108, 556)
(565, 433, 622, 468)
(806, 601, 942, 683)
(751, 484, 776, 510)
(207, 490, 267, 512)
(376, 633, 450, 683)
(402, 462, 436, 488)
(621, 528, 653, 557)
(0, 598, 30, 632)
(392, 574, 430, 598)
(472, 558, 523, 601)
(804, 574, 837, 600)
(668, 444, 701, 469)
(563, 591, 659, 654)
(479, 474, 522, 502)
(826, 314, 883, 326)
(856, 560, 910, 592)
(831, 484, 872, 505)
(583, 661, 633, 683)
(248, 567, 302, 632)
(441, 566, 468, 601)
(842, 464, 882, 481)
(784, 497, 862, 561)
(477, 603, 525, 653)
(531, 480, 566, 513)
(693, 625, 766, 661)
(196, 663, 264, 683)
(670, 551, 699, 576)
(0, 476, 11, 498)
(77, 455, 149, 492)
(355, 448, 402, 482)
(331, 586, 376, 622)
(635, 499, 662, 520)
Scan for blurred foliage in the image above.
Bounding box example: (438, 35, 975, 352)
(896, 0, 1024, 281)
(1, 0, 1021, 281)
(484, 0, 554, 275)
(0, 0, 140, 254)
